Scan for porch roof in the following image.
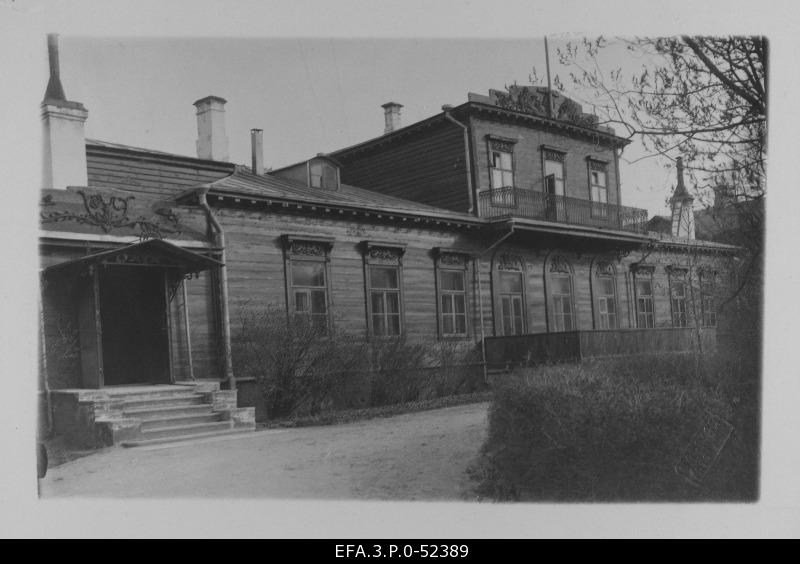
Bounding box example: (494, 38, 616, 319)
(41, 239, 222, 278)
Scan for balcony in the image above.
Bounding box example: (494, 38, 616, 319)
(477, 187, 649, 233)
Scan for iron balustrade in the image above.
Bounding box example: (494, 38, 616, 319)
(478, 187, 649, 233)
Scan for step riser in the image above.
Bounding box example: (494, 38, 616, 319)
(107, 389, 205, 400)
(122, 396, 205, 410)
(139, 414, 222, 431)
(121, 428, 255, 448)
(123, 405, 214, 420)
(140, 422, 232, 440)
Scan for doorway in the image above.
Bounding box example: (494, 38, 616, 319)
(99, 267, 171, 386)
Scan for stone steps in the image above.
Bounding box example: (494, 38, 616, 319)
(121, 394, 206, 410)
(123, 404, 216, 420)
(138, 412, 222, 431)
(120, 427, 255, 448)
(136, 420, 233, 441)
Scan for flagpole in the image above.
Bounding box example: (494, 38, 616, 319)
(544, 36, 554, 118)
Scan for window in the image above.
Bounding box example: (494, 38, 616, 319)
(436, 250, 469, 337)
(488, 137, 516, 191)
(369, 266, 402, 336)
(669, 267, 689, 328)
(499, 271, 524, 336)
(700, 271, 718, 328)
(309, 159, 339, 189)
(633, 266, 655, 328)
(543, 148, 566, 196)
(548, 255, 574, 332)
(283, 235, 334, 332)
(595, 262, 617, 329)
(589, 160, 608, 218)
(290, 261, 328, 330)
(364, 242, 405, 337)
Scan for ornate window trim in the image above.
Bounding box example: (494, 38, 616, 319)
(592, 258, 618, 330)
(545, 254, 575, 332)
(281, 234, 335, 330)
(630, 262, 656, 275)
(497, 253, 523, 272)
(362, 241, 406, 338)
(632, 264, 656, 328)
(541, 145, 567, 162)
(433, 248, 471, 338)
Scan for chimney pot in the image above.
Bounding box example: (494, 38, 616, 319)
(251, 128, 264, 176)
(194, 95, 229, 161)
(382, 102, 403, 134)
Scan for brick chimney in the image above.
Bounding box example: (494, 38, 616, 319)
(382, 102, 403, 134)
(194, 95, 229, 161)
(250, 128, 264, 175)
(670, 157, 695, 239)
(41, 34, 89, 190)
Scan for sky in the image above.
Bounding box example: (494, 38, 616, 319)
(55, 36, 681, 217)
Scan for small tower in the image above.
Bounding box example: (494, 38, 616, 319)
(670, 157, 695, 239)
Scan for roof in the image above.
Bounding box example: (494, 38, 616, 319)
(329, 101, 630, 161)
(42, 239, 223, 277)
(202, 168, 483, 225)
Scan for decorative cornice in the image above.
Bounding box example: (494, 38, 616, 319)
(497, 253, 523, 272)
(549, 254, 572, 274)
(596, 259, 615, 276)
(631, 263, 656, 275)
(282, 234, 334, 257)
(363, 240, 406, 265)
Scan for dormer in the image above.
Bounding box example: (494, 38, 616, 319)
(271, 154, 341, 190)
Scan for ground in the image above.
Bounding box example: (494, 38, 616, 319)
(39, 402, 489, 500)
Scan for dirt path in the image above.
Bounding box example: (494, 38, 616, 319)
(39, 402, 489, 500)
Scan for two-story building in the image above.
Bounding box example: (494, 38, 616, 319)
(38, 37, 738, 446)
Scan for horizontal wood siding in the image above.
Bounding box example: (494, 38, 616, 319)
(469, 116, 621, 207)
(338, 123, 470, 212)
(87, 148, 232, 197)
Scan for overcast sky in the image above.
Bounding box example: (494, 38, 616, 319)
(56, 36, 682, 217)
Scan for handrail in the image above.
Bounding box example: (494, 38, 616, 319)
(478, 187, 649, 233)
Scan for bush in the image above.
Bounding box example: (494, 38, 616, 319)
(472, 352, 759, 501)
(231, 305, 487, 420)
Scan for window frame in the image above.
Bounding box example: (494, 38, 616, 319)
(486, 136, 518, 207)
(547, 254, 575, 332)
(668, 266, 690, 328)
(362, 241, 406, 339)
(281, 234, 335, 332)
(306, 157, 341, 190)
(588, 158, 609, 218)
(494, 253, 526, 336)
(699, 269, 718, 328)
(632, 264, 656, 329)
(593, 259, 618, 330)
(435, 249, 471, 339)
(542, 146, 567, 197)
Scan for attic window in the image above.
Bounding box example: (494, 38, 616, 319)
(309, 159, 339, 190)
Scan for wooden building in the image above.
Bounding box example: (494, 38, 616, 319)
(38, 39, 738, 445)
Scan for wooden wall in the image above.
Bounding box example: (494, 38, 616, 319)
(469, 116, 621, 206)
(337, 121, 471, 213)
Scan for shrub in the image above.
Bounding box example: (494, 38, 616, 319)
(472, 352, 759, 501)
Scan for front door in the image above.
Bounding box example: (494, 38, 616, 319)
(99, 267, 171, 386)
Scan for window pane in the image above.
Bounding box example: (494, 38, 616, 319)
(456, 314, 467, 334)
(441, 270, 465, 291)
(372, 314, 385, 336)
(292, 261, 325, 287)
(502, 171, 514, 187)
(636, 279, 652, 297)
(387, 314, 401, 336)
(311, 290, 327, 314)
(501, 296, 511, 318)
(386, 292, 400, 314)
(499, 271, 522, 293)
(322, 164, 337, 188)
(370, 266, 398, 289)
(491, 169, 503, 188)
(441, 294, 453, 314)
(371, 293, 385, 314)
(551, 276, 571, 295)
(443, 315, 454, 335)
(545, 159, 564, 180)
(599, 277, 614, 295)
(294, 291, 309, 313)
(454, 294, 466, 314)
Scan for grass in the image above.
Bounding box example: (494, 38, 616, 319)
(469, 352, 760, 502)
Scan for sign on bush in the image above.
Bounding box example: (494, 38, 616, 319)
(675, 411, 734, 487)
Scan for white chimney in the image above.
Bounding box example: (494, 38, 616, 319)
(250, 128, 264, 175)
(670, 157, 695, 239)
(41, 33, 88, 190)
(194, 95, 229, 161)
(382, 102, 403, 134)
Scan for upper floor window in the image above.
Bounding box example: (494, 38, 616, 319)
(588, 160, 608, 217)
(594, 260, 617, 330)
(363, 242, 405, 338)
(282, 235, 334, 332)
(488, 137, 516, 191)
(543, 147, 566, 196)
(668, 266, 689, 328)
(436, 250, 470, 337)
(548, 255, 574, 332)
(633, 264, 655, 329)
(308, 158, 339, 190)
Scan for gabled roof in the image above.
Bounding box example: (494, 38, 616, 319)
(201, 168, 483, 225)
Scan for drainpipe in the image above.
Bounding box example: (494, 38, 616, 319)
(196, 186, 235, 391)
(475, 223, 516, 382)
(441, 106, 475, 214)
(38, 285, 53, 436)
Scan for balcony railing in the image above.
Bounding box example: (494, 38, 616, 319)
(477, 187, 649, 233)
